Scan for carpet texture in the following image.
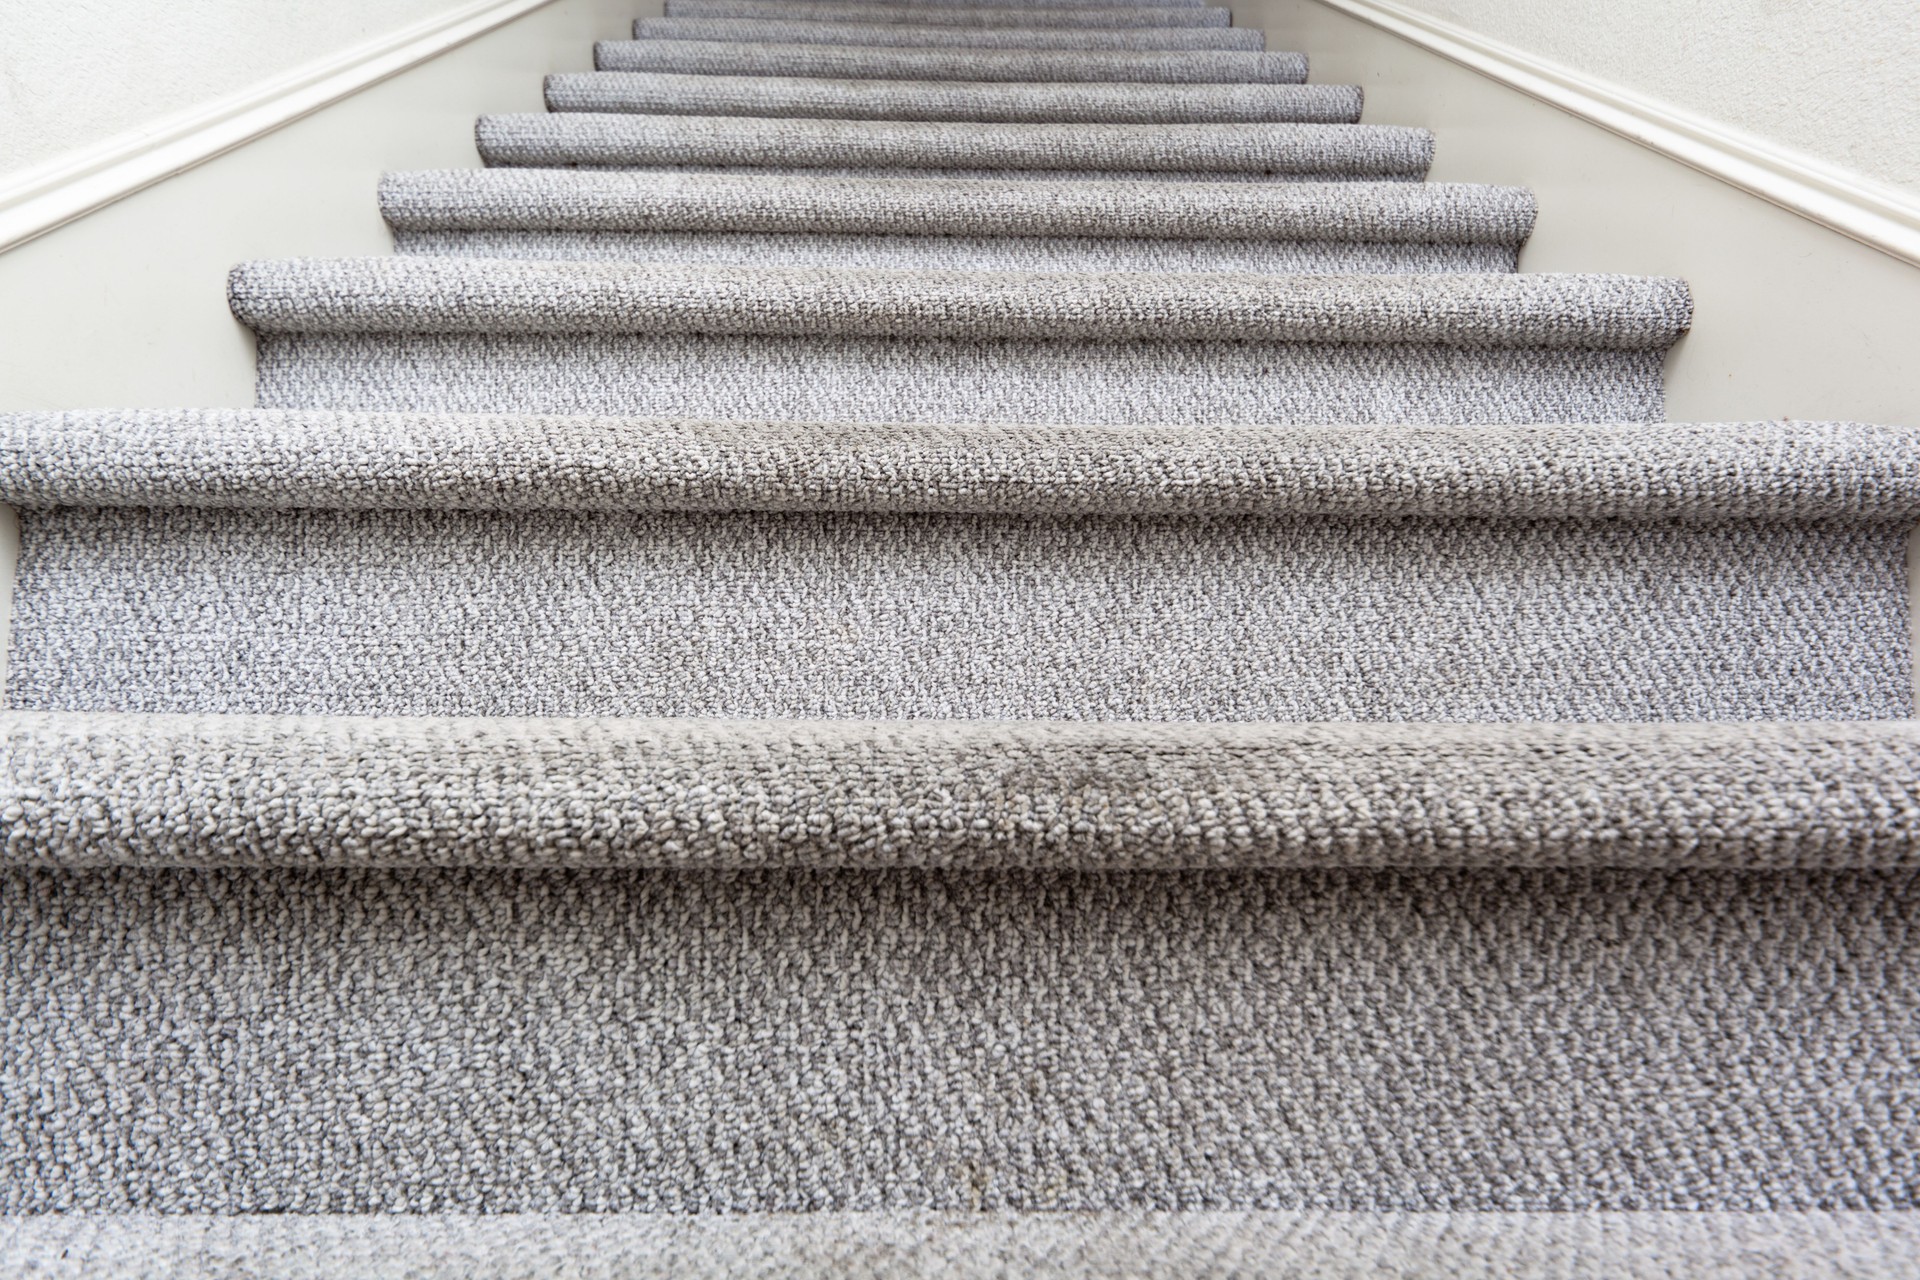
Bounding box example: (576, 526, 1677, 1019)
(0, 413, 1901, 519)
(629, 17, 1268, 49)
(378, 169, 1532, 242)
(393, 228, 1522, 272)
(662, 2, 1237, 28)
(230, 260, 1683, 423)
(6, 713, 1920, 870)
(591, 40, 1309, 84)
(6, 866, 1918, 1212)
(0, 416, 1900, 723)
(474, 113, 1434, 180)
(380, 169, 1528, 270)
(543, 73, 1360, 125)
(8, 1212, 1920, 1278)
(4, 0, 1916, 1268)
(8, 505, 1903, 719)
(250, 330, 1670, 422)
(226, 259, 1685, 344)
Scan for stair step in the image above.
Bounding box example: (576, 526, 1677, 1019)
(592, 40, 1305, 84)
(380, 170, 1531, 273)
(380, 169, 1530, 240)
(475, 114, 1433, 182)
(631, 16, 1267, 49)
(761, 0, 1216, 7)
(7, 711, 1920, 870)
(14, 411, 1899, 724)
(663, 0, 1236, 26)
(8, 1211, 1920, 1278)
(6, 861, 1916, 1213)
(226, 259, 1685, 424)
(544, 72, 1357, 125)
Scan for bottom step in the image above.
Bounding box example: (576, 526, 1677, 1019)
(7, 1211, 1920, 1277)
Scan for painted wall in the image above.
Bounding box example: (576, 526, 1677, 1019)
(0, 0, 649, 409)
(0, 0, 502, 183)
(1249, 0, 1920, 426)
(1383, 0, 1920, 195)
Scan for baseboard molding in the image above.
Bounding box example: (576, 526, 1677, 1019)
(1304, 0, 1920, 269)
(0, 0, 561, 254)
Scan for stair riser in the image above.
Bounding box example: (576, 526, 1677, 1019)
(13, 1212, 1920, 1276)
(475, 117, 1432, 181)
(538, 165, 1423, 183)
(543, 74, 1361, 125)
(376, 172, 1537, 244)
(665, 0, 1232, 22)
(250, 334, 1666, 424)
(630, 17, 1268, 49)
(6, 866, 1916, 1212)
(391, 229, 1519, 274)
(8, 509, 1903, 720)
(591, 42, 1307, 84)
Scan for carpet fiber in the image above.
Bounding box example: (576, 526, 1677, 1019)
(2, 0, 1915, 1271)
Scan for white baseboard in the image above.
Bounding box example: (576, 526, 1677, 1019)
(0, 0, 567, 255)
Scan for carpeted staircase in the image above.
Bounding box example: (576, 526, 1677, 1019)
(3, 0, 1918, 1274)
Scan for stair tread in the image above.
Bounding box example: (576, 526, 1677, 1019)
(544, 71, 1356, 124)
(662, 0, 1236, 27)
(225, 258, 1688, 347)
(380, 170, 1530, 241)
(7, 712, 1918, 871)
(755, 0, 1215, 8)
(675, 1, 1233, 25)
(592, 39, 1306, 84)
(382, 168, 1536, 241)
(2, 412, 1905, 519)
(630, 16, 1267, 49)
(7, 1211, 1920, 1278)
(476, 112, 1432, 179)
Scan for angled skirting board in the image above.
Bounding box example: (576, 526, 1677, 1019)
(1247, 0, 1920, 427)
(0, 0, 656, 411)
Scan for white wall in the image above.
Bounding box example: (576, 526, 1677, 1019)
(1251, 0, 1920, 427)
(0, 0, 650, 410)
(1, 0, 486, 182)
(1379, 0, 1920, 197)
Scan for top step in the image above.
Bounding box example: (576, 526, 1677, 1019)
(669, 0, 1217, 9)
(662, 2, 1236, 29)
(631, 17, 1266, 49)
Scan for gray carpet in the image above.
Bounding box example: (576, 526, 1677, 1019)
(5, 866, 1918, 1212)
(543, 72, 1360, 124)
(4, 0, 1917, 1269)
(591, 40, 1309, 84)
(379, 169, 1529, 269)
(378, 170, 1533, 243)
(9, 505, 1902, 719)
(662, 2, 1236, 28)
(2, 413, 1903, 520)
(393, 228, 1521, 272)
(12, 1212, 1920, 1279)
(629, 16, 1269, 49)
(253, 331, 1670, 422)
(5, 713, 1919, 870)
(474, 113, 1434, 180)
(0, 413, 1900, 721)
(231, 261, 1681, 423)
